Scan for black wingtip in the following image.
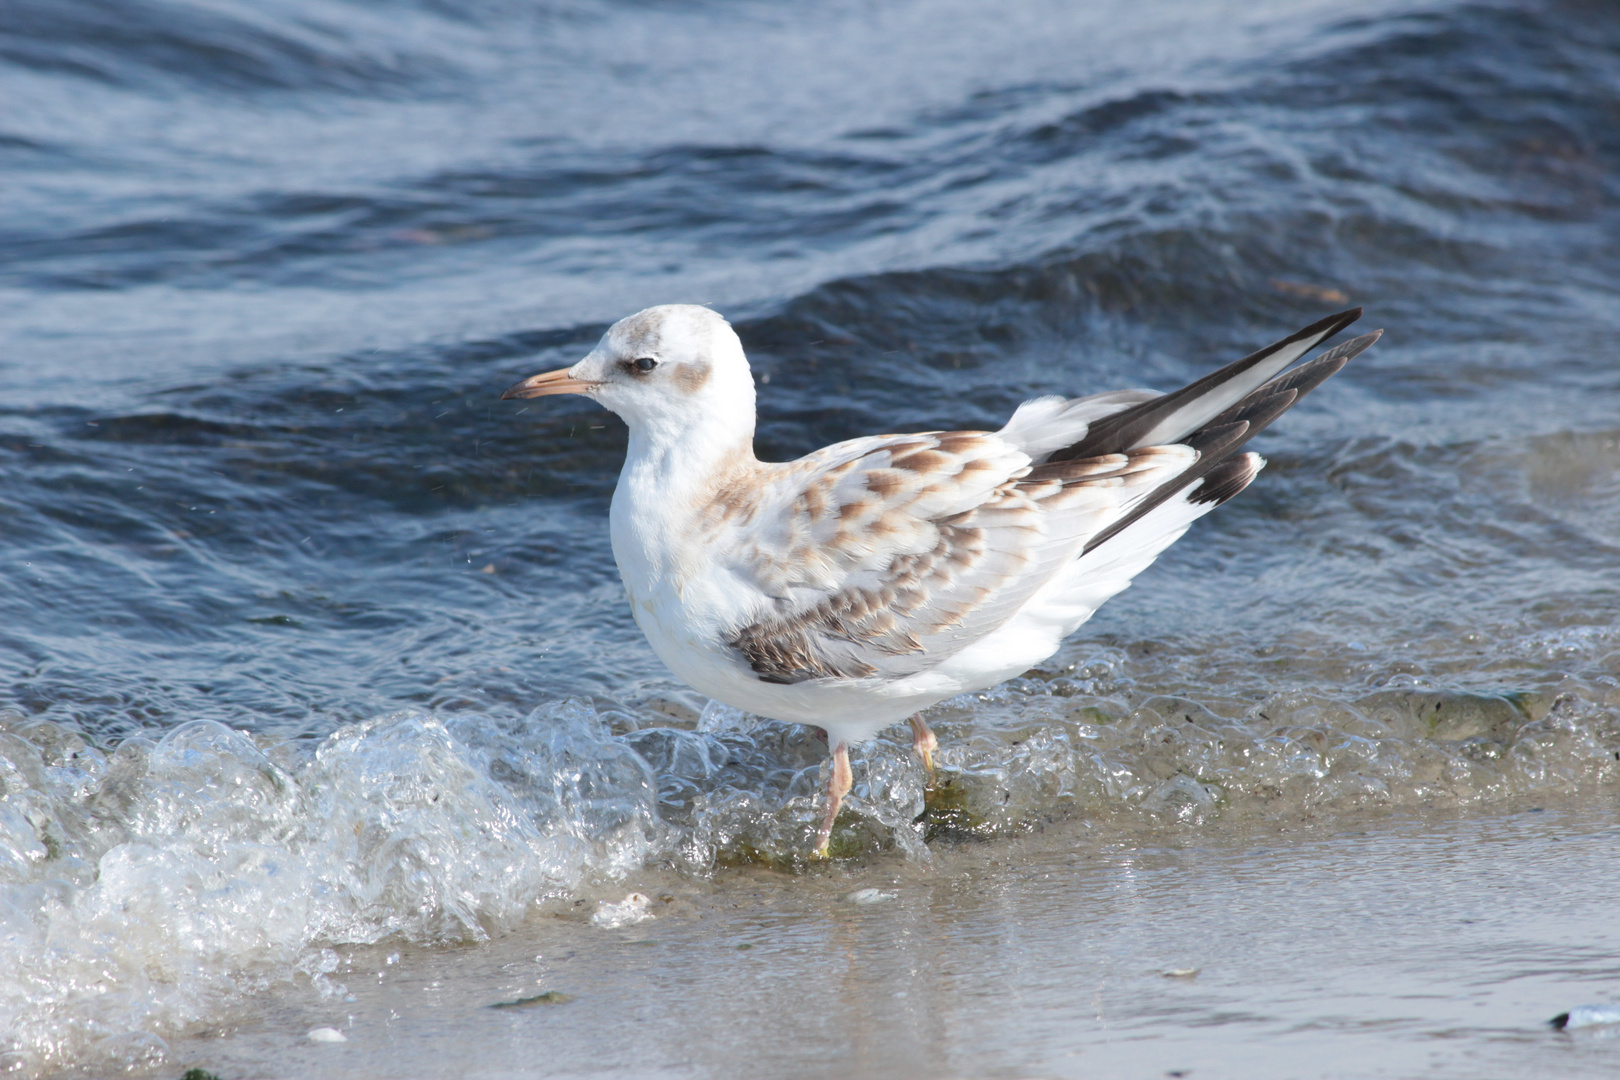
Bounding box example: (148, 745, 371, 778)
(1298, 307, 1363, 341)
(1208, 329, 1382, 437)
(1267, 307, 1362, 356)
(1184, 419, 1251, 455)
(1230, 389, 1297, 436)
(1320, 328, 1381, 363)
(1077, 313, 1378, 558)
(1051, 308, 1365, 463)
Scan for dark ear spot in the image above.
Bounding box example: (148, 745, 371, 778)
(671, 360, 711, 393)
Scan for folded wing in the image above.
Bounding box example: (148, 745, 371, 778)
(718, 311, 1382, 685)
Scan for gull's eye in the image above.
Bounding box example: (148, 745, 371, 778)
(632, 356, 658, 373)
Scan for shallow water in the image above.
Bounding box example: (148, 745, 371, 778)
(2, 0, 1619, 1075)
(160, 804, 1620, 1080)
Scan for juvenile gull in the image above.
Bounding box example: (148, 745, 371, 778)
(503, 305, 1380, 856)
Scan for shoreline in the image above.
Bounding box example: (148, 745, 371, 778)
(140, 797, 1620, 1080)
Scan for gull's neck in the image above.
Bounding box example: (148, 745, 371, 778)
(611, 400, 762, 583)
(610, 418, 757, 641)
(620, 412, 758, 502)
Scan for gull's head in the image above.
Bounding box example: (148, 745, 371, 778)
(501, 305, 755, 443)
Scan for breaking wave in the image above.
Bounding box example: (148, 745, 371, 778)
(4, 663, 1617, 1075)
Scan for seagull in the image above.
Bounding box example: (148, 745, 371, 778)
(503, 304, 1380, 856)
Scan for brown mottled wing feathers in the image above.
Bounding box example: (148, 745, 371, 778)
(719, 320, 1381, 685)
(721, 432, 1194, 684)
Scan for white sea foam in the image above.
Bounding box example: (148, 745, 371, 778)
(1, 681, 1617, 1077)
(590, 892, 653, 928)
(0, 703, 658, 1078)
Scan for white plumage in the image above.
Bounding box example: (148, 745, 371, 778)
(504, 304, 1380, 854)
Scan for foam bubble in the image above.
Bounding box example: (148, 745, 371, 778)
(590, 893, 653, 928)
(0, 703, 656, 1078)
(2, 681, 1616, 1076)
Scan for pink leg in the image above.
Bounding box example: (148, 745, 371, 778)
(812, 740, 853, 859)
(909, 714, 938, 786)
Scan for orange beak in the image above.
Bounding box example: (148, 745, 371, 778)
(499, 367, 598, 400)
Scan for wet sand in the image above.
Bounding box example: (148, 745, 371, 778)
(163, 800, 1620, 1080)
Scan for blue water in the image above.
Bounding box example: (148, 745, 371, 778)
(2, 0, 1619, 1074)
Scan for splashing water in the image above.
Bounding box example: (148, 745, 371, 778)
(3, 669, 1616, 1074)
